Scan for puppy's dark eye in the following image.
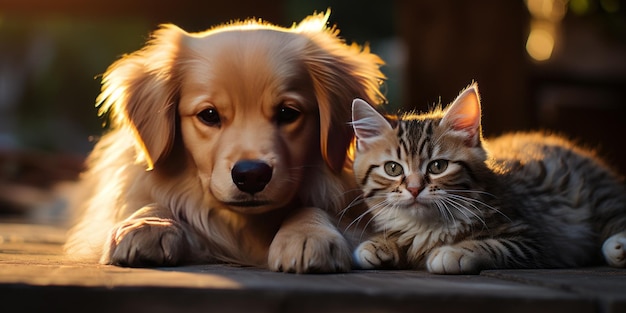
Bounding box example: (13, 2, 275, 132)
(276, 106, 301, 125)
(197, 108, 221, 127)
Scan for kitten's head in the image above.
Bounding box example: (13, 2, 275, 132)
(351, 83, 490, 227)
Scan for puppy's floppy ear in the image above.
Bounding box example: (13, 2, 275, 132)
(96, 25, 185, 170)
(297, 11, 386, 173)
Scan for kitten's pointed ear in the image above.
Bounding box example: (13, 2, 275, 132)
(352, 98, 392, 151)
(441, 83, 482, 146)
(352, 98, 392, 138)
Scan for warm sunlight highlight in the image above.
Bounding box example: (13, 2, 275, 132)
(525, 0, 568, 62)
(526, 23, 555, 61)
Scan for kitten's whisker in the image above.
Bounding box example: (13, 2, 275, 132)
(446, 193, 511, 222)
(337, 193, 387, 222)
(343, 206, 375, 233)
(337, 194, 367, 226)
(441, 198, 472, 224)
(444, 189, 497, 199)
(447, 195, 482, 213)
(362, 200, 389, 226)
(442, 197, 488, 229)
(359, 201, 390, 241)
(445, 192, 493, 208)
(342, 197, 390, 235)
(442, 202, 454, 226)
(434, 199, 455, 227)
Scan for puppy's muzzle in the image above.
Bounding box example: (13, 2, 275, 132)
(231, 160, 273, 194)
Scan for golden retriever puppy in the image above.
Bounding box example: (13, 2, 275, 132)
(64, 11, 385, 273)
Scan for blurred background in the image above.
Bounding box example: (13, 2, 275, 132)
(0, 0, 625, 221)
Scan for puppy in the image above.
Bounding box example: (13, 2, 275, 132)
(64, 11, 385, 273)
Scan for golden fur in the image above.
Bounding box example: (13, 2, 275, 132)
(64, 11, 385, 273)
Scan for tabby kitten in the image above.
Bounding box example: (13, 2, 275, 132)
(350, 83, 626, 274)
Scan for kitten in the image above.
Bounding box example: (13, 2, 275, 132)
(350, 83, 626, 274)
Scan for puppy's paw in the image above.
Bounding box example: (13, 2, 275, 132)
(426, 245, 481, 274)
(603, 231, 626, 267)
(353, 237, 401, 269)
(268, 229, 351, 273)
(268, 223, 351, 273)
(102, 217, 187, 267)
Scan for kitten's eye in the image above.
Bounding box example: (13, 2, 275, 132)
(276, 106, 301, 125)
(197, 108, 221, 127)
(384, 161, 404, 177)
(428, 159, 448, 175)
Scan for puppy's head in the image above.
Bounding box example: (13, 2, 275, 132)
(97, 11, 385, 214)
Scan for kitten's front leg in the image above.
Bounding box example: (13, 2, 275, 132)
(353, 233, 402, 269)
(102, 205, 194, 267)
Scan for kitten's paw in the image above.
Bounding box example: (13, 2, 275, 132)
(102, 217, 187, 267)
(353, 238, 401, 269)
(603, 231, 626, 267)
(427, 246, 481, 274)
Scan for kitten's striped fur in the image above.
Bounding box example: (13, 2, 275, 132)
(350, 83, 626, 274)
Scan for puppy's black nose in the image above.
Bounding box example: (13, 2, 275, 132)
(231, 160, 272, 194)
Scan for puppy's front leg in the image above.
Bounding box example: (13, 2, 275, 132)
(268, 207, 351, 273)
(101, 205, 192, 267)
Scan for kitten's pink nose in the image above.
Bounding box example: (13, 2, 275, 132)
(406, 174, 424, 198)
(407, 186, 423, 197)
